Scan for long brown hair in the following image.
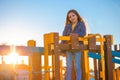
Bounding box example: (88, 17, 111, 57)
(65, 9, 85, 26)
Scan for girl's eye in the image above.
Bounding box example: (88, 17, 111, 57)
(69, 15, 75, 19)
(72, 15, 75, 17)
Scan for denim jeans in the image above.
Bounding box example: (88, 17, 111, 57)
(65, 51, 82, 80)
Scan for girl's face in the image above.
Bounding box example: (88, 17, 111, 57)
(68, 12, 78, 24)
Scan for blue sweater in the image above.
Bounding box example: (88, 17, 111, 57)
(62, 22, 86, 37)
(61, 22, 86, 44)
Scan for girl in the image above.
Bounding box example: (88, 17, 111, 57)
(62, 9, 86, 80)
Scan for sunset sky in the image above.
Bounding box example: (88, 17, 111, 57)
(0, 0, 120, 47)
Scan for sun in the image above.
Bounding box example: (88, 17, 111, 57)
(3, 52, 19, 64)
(3, 52, 28, 65)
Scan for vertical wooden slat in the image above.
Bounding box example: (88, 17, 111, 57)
(116, 67, 120, 80)
(84, 50, 90, 80)
(113, 69, 116, 80)
(53, 33, 60, 80)
(114, 45, 117, 51)
(93, 59, 98, 80)
(31, 53, 42, 80)
(44, 34, 50, 80)
(88, 35, 97, 80)
(70, 33, 79, 50)
(88, 34, 96, 51)
(104, 35, 113, 80)
(28, 40, 36, 80)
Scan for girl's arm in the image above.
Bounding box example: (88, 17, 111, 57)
(77, 22, 86, 37)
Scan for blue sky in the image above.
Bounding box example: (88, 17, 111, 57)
(0, 0, 120, 47)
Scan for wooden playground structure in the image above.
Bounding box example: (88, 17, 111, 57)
(0, 32, 120, 80)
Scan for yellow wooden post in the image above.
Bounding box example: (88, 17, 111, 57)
(28, 40, 36, 47)
(113, 70, 116, 80)
(31, 53, 42, 80)
(60, 60, 63, 80)
(51, 33, 60, 80)
(119, 68, 120, 80)
(28, 40, 36, 80)
(52, 54, 55, 79)
(84, 50, 90, 80)
(44, 34, 50, 80)
(116, 68, 120, 80)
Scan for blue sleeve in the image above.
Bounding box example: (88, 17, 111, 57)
(62, 26, 67, 36)
(61, 26, 69, 44)
(77, 22, 86, 37)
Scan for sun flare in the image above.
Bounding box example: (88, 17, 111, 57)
(4, 52, 19, 64)
(3, 52, 28, 65)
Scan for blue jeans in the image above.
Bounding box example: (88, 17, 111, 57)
(65, 51, 82, 80)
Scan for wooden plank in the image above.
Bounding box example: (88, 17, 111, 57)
(44, 33, 50, 80)
(53, 33, 60, 80)
(104, 35, 114, 80)
(88, 34, 96, 51)
(70, 33, 79, 50)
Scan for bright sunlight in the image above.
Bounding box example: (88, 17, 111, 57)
(3, 52, 28, 65)
(4, 52, 19, 64)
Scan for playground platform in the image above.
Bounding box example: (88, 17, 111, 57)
(0, 32, 120, 80)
